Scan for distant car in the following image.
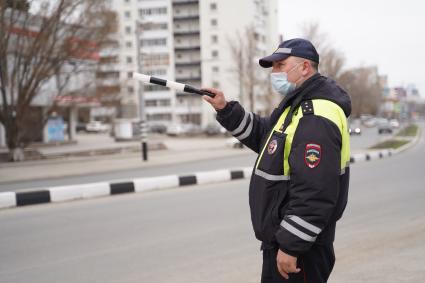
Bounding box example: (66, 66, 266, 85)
(389, 119, 400, 128)
(204, 123, 226, 136)
(86, 121, 110, 133)
(377, 119, 392, 134)
(166, 123, 202, 136)
(226, 137, 243, 148)
(76, 122, 87, 132)
(148, 124, 167, 134)
(363, 117, 377, 128)
(349, 126, 361, 135)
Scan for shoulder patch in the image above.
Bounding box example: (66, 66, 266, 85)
(304, 143, 321, 168)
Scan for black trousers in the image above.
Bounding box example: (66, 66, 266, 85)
(261, 244, 335, 283)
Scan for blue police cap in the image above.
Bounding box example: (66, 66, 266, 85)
(259, 38, 319, 68)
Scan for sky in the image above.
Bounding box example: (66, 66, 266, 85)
(279, 0, 425, 96)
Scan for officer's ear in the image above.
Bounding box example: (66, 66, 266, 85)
(302, 61, 312, 76)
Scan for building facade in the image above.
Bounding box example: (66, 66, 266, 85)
(102, 0, 279, 128)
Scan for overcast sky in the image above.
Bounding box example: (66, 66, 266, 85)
(279, 0, 425, 96)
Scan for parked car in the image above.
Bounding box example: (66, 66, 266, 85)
(226, 137, 243, 148)
(86, 121, 110, 133)
(166, 123, 202, 136)
(377, 118, 392, 134)
(148, 124, 167, 134)
(204, 123, 226, 136)
(389, 119, 400, 128)
(76, 122, 87, 132)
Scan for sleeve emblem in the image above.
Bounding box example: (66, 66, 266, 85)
(304, 143, 321, 168)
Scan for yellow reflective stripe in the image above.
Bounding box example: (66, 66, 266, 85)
(283, 107, 303, 176)
(311, 99, 351, 170)
(273, 107, 290, 132)
(255, 130, 274, 169)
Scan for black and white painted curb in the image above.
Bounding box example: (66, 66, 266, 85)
(0, 144, 414, 210)
(0, 168, 252, 210)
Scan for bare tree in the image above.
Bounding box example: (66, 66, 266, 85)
(228, 25, 268, 113)
(0, 0, 112, 161)
(301, 22, 346, 80)
(338, 67, 383, 117)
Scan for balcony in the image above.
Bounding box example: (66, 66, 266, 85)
(173, 14, 199, 21)
(174, 45, 200, 52)
(173, 30, 200, 36)
(175, 61, 201, 67)
(172, 0, 198, 6)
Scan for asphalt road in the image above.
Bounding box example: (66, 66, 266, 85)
(0, 124, 391, 192)
(0, 124, 423, 282)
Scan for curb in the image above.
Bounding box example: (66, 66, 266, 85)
(0, 131, 419, 211)
(0, 168, 252, 210)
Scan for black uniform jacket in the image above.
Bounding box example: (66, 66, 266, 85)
(216, 73, 351, 257)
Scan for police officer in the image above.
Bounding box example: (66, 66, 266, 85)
(202, 38, 351, 282)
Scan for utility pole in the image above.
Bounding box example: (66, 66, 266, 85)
(135, 21, 148, 161)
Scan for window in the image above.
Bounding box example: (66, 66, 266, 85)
(141, 22, 168, 31)
(212, 50, 219, 58)
(127, 86, 134, 93)
(126, 57, 133, 63)
(140, 38, 167, 47)
(124, 11, 131, 19)
(211, 19, 217, 26)
(210, 3, 217, 10)
(211, 35, 218, 43)
(212, 66, 219, 73)
(127, 72, 133, 78)
(139, 7, 167, 17)
(145, 69, 167, 76)
(125, 41, 132, 48)
(125, 26, 132, 34)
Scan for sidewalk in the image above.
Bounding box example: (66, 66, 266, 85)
(0, 133, 251, 184)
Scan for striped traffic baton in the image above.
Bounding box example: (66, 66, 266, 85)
(133, 72, 215, 98)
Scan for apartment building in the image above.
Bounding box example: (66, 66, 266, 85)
(100, 0, 279, 127)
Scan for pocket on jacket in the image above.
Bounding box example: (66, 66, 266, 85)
(257, 130, 287, 176)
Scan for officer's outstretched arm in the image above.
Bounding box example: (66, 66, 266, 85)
(202, 88, 270, 153)
(275, 114, 342, 257)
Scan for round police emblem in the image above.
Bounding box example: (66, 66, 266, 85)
(267, 139, 278, 155)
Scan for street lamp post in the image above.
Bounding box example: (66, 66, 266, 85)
(135, 21, 148, 161)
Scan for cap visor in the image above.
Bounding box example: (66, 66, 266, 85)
(259, 53, 289, 68)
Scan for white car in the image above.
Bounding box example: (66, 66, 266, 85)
(389, 119, 400, 128)
(225, 137, 243, 148)
(86, 121, 110, 133)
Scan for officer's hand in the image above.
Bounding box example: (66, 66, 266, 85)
(201, 88, 227, 111)
(276, 249, 301, 280)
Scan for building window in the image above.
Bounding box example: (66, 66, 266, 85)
(128, 86, 134, 93)
(126, 57, 133, 63)
(210, 3, 217, 10)
(140, 38, 167, 47)
(145, 69, 167, 76)
(125, 26, 132, 34)
(124, 11, 131, 19)
(212, 66, 219, 73)
(141, 22, 168, 31)
(211, 35, 218, 43)
(212, 50, 219, 58)
(211, 19, 217, 26)
(139, 7, 167, 17)
(127, 72, 133, 78)
(125, 41, 132, 48)
(212, 81, 220, 88)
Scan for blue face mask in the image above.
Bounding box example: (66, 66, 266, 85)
(270, 72, 295, 96)
(270, 62, 302, 96)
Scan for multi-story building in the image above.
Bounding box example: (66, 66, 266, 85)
(102, 0, 279, 128)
